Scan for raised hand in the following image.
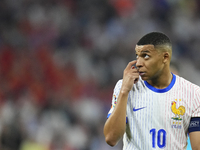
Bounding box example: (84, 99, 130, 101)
(121, 60, 139, 94)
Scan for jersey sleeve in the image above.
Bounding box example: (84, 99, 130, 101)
(191, 86, 200, 117)
(107, 80, 122, 118)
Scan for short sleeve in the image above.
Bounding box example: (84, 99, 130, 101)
(107, 80, 122, 118)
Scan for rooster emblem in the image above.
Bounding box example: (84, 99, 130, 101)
(171, 101, 185, 120)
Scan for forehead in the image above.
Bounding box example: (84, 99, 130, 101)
(135, 44, 155, 53)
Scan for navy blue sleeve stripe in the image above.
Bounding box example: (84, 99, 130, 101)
(107, 113, 128, 124)
(188, 117, 200, 133)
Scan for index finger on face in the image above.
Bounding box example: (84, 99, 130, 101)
(126, 60, 137, 69)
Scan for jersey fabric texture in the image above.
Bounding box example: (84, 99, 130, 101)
(107, 74, 200, 150)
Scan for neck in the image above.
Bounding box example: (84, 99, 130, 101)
(147, 70, 173, 89)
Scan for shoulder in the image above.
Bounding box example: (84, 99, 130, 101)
(113, 79, 123, 93)
(175, 74, 200, 92)
(114, 79, 123, 88)
(116, 79, 123, 86)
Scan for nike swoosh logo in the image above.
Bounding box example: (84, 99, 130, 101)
(133, 107, 146, 112)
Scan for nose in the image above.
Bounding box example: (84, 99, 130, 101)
(136, 57, 143, 68)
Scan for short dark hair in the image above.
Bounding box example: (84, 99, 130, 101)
(137, 32, 171, 46)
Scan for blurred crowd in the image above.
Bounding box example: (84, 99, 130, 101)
(0, 0, 200, 150)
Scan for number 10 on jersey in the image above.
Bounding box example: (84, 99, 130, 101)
(150, 128, 166, 148)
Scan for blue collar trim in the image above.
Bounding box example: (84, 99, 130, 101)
(144, 73, 176, 93)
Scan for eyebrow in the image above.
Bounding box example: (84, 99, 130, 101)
(141, 50, 150, 53)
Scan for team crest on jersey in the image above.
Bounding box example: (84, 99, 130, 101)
(171, 99, 185, 129)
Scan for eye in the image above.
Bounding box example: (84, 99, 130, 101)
(144, 54, 150, 59)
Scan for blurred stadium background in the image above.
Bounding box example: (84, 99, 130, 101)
(0, 0, 199, 150)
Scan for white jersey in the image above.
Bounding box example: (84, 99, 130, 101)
(107, 74, 200, 150)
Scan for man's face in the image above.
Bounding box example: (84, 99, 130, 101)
(135, 44, 164, 81)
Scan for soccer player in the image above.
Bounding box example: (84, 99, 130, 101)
(103, 32, 200, 150)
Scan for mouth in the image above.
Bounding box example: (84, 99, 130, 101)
(139, 72, 145, 76)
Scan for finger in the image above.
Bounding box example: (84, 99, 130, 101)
(131, 66, 139, 72)
(131, 66, 138, 70)
(134, 78, 139, 84)
(126, 60, 137, 69)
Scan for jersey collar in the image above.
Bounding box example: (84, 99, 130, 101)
(144, 73, 176, 93)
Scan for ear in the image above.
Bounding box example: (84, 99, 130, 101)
(163, 52, 170, 63)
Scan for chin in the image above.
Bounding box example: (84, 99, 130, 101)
(140, 76, 148, 81)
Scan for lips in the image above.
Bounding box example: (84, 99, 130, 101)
(139, 72, 145, 76)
